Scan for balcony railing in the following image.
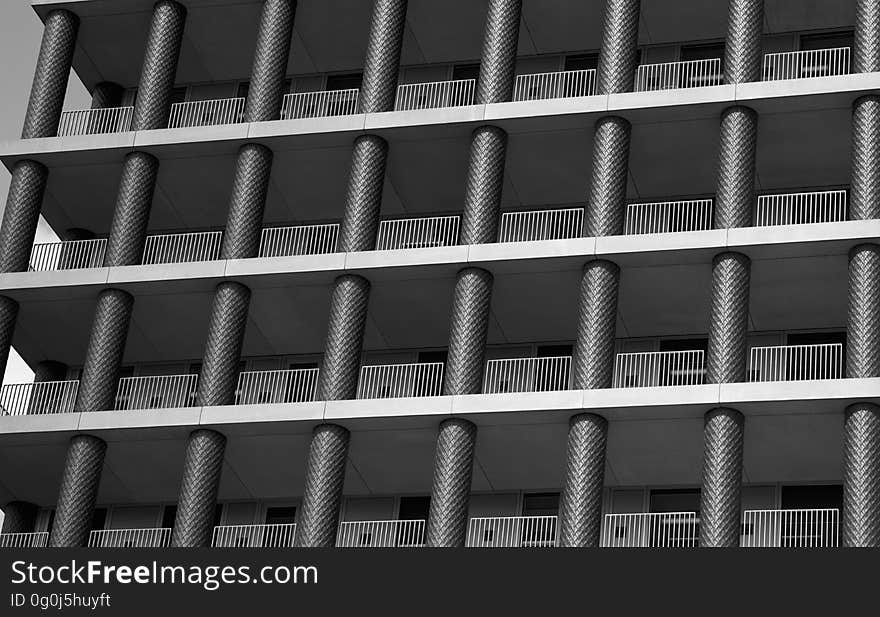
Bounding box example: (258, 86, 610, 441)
(168, 98, 246, 129)
(513, 69, 597, 101)
(466, 516, 559, 548)
(635, 58, 723, 92)
(0, 381, 78, 416)
(336, 520, 426, 547)
(763, 47, 851, 81)
(88, 528, 172, 548)
(57, 106, 134, 136)
(394, 79, 476, 111)
(114, 375, 199, 411)
(624, 199, 714, 235)
(755, 190, 848, 227)
(142, 231, 223, 265)
(212, 523, 297, 548)
(748, 343, 844, 383)
(741, 509, 839, 548)
(356, 363, 444, 399)
(483, 356, 572, 394)
(498, 208, 585, 243)
(613, 350, 706, 388)
(601, 512, 700, 547)
(0, 532, 49, 548)
(234, 368, 319, 405)
(29, 238, 107, 271)
(258, 224, 340, 258)
(375, 216, 460, 250)
(281, 89, 360, 119)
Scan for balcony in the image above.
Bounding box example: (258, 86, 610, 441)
(56, 107, 133, 137)
(258, 224, 340, 258)
(497, 208, 584, 243)
(748, 343, 844, 383)
(624, 199, 714, 235)
(466, 516, 559, 548)
(612, 350, 706, 388)
(0, 531, 48, 548)
(142, 231, 223, 265)
(87, 528, 172, 548)
(755, 190, 847, 227)
(281, 90, 359, 120)
(336, 520, 426, 547)
(601, 512, 700, 547)
(375, 216, 460, 250)
(211, 523, 297, 548)
(234, 368, 319, 405)
(513, 69, 597, 102)
(168, 98, 246, 129)
(394, 80, 476, 111)
(763, 48, 851, 81)
(483, 356, 572, 394)
(29, 238, 106, 271)
(0, 380, 78, 416)
(356, 363, 444, 399)
(634, 59, 723, 92)
(740, 509, 839, 547)
(113, 375, 198, 411)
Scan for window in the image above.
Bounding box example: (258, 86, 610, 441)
(799, 31, 854, 52)
(397, 496, 429, 546)
(798, 32, 854, 78)
(658, 338, 707, 386)
(326, 73, 363, 91)
(265, 506, 297, 525)
(91, 508, 108, 531)
(649, 489, 700, 547)
(785, 332, 846, 381)
(170, 86, 188, 105)
(780, 485, 842, 546)
(453, 63, 480, 94)
(680, 43, 725, 62)
(564, 53, 599, 72)
(520, 493, 559, 547)
(536, 344, 573, 357)
(161, 505, 177, 529)
(678, 43, 725, 87)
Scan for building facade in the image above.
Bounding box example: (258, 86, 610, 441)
(0, 0, 877, 548)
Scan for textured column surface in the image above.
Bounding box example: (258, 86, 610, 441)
(699, 408, 744, 547)
(559, 414, 608, 547)
(90, 82, 124, 110)
(245, 0, 295, 122)
(50, 435, 107, 547)
(104, 152, 160, 267)
(573, 261, 620, 390)
(0, 296, 20, 386)
(596, 0, 641, 95)
(221, 144, 274, 259)
(295, 424, 350, 547)
(444, 268, 494, 396)
(316, 275, 371, 401)
(337, 135, 389, 253)
(172, 429, 227, 547)
(75, 289, 134, 413)
(34, 360, 69, 383)
(848, 245, 880, 379)
(21, 9, 79, 139)
(724, 0, 765, 84)
(706, 252, 751, 384)
(196, 282, 252, 407)
(426, 419, 477, 547)
(358, 0, 408, 113)
(843, 403, 880, 547)
(132, 0, 187, 131)
(475, 0, 522, 104)
(584, 116, 632, 237)
(850, 97, 880, 221)
(459, 126, 508, 245)
(0, 160, 49, 273)
(1, 501, 38, 534)
(855, 0, 880, 74)
(715, 106, 758, 229)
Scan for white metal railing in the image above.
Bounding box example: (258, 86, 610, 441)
(211, 524, 297, 548)
(613, 350, 706, 388)
(763, 47, 851, 81)
(281, 90, 360, 120)
(258, 224, 340, 258)
(168, 98, 246, 129)
(514, 69, 597, 102)
(142, 231, 223, 265)
(755, 190, 848, 227)
(466, 516, 559, 548)
(601, 512, 700, 547)
(741, 509, 839, 548)
(57, 106, 134, 136)
(748, 344, 844, 383)
(114, 375, 198, 411)
(394, 79, 476, 111)
(29, 239, 107, 271)
(635, 59, 723, 92)
(356, 363, 444, 399)
(336, 520, 426, 548)
(375, 216, 460, 250)
(483, 357, 572, 394)
(0, 381, 78, 416)
(0, 532, 49, 548)
(234, 369, 319, 405)
(88, 528, 172, 548)
(498, 208, 585, 243)
(624, 199, 714, 235)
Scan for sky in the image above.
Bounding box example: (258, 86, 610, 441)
(1, 1, 90, 385)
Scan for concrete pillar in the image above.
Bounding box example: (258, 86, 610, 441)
(843, 403, 880, 546)
(474, 0, 522, 105)
(699, 408, 744, 547)
(596, 0, 641, 95)
(295, 424, 350, 547)
(723, 0, 765, 84)
(0, 160, 49, 274)
(171, 429, 227, 547)
(559, 414, 608, 547)
(0, 297, 19, 389)
(854, 0, 880, 75)
(426, 419, 477, 547)
(196, 282, 251, 407)
(245, 0, 296, 123)
(358, 0, 408, 114)
(572, 261, 620, 390)
(443, 268, 493, 396)
(49, 435, 107, 547)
